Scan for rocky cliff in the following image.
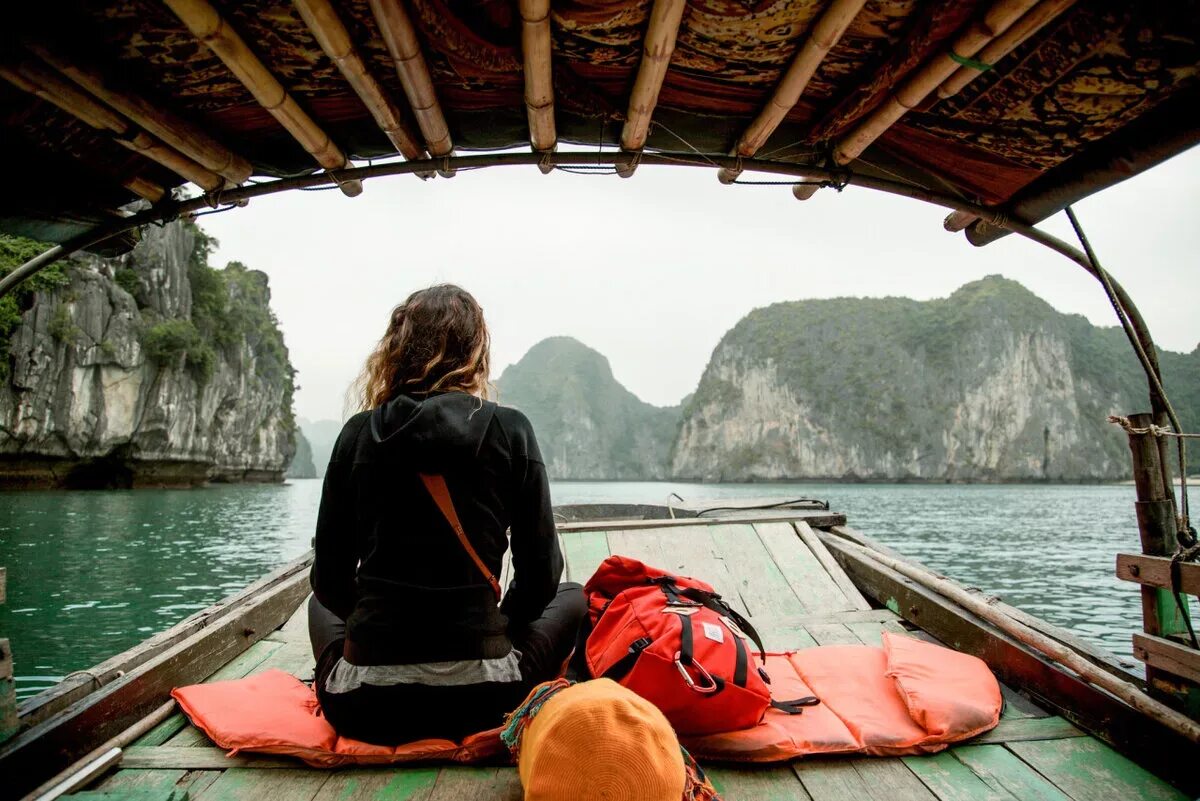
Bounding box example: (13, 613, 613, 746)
(0, 221, 296, 488)
(496, 337, 679, 479)
(672, 276, 1199, 482)
(286, 430, 317, 479)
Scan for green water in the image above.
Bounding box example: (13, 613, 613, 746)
(1, 480, 1194, 700)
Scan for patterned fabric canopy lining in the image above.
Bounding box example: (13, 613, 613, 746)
(1, 0, 1197, 246)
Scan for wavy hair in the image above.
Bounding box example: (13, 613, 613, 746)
(355, 284, 492, 410)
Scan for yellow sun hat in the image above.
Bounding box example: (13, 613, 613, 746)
(515, 678, 686, 801)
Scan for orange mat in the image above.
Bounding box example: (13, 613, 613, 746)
(171, 632, 1000, 767)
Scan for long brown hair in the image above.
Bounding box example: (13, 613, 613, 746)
(355, 284, 492, 410)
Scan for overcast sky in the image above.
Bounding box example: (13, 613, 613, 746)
(200, 145, 1200, 424)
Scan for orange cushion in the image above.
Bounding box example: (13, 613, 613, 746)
(171, 670, 504, 768)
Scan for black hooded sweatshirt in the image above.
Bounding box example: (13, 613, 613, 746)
(310, 392, 562, 665)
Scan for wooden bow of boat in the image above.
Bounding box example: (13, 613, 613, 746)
(1, 504, 1192, 801)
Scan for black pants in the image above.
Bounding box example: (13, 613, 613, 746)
(307, 583, 587, 745)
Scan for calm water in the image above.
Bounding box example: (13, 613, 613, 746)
(1, 480, 1193, 700)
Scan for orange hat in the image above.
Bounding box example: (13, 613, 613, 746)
(517, 678, 686, 801)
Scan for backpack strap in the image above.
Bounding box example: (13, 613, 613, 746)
(770, 696, 821, 715)
(418, 473, 501, 601)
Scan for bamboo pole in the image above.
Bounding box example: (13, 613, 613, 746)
(794, 0, 1040, 201)
(617, 0, 687, 178)
(717, 0, 866, 184)
(367, 0, 454, 177)
(822, 535, 1200, 744)
(519, 0, 556, 162)
(163, 0, 363, 197)
(292, 0, 425, 165)
(120, 176, 166, 203)
(1, 60, 225, 193)
(26, 42, 252, 186)
(937, 0, 1077, 99)
(943, 209, 978, 232)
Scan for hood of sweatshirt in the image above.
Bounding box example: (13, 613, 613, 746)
(369, 391, 497, 471)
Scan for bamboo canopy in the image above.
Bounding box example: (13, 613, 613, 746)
(164, 0, 363, 197)
(0, 1, 1196, 247)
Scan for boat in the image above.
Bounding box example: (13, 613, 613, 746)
(1, 1, 1198, 798)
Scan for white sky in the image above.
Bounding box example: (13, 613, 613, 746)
(201, 146, 1200, 423)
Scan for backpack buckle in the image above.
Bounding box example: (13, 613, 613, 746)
(674, 651, 720, 694)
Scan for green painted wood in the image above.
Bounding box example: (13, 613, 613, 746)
(971, 717, 1083, 744)
(793, 759, 872, 801)
(177, 773, 221, 798)
(1007, 737, 1188, 801)
(94, 770, 186, 793)
(952, 745, 1073, 801)
(760, 626, 820, 651)
(850, 759, 939, 801)
(902, 752, 1018, 801)
(998, 685, 1047, 719)
(255, 642, 316, 681)
(844, 618, 908, 647)
(192, 768, 327, 801)
(561, 530, 611, 584)
(754, 523, 850, 613)
(425, 767, 522, 801)
(122, 747, 300, 770)
(134, 714, 189, 747)
(708, 765, 812, 800)
(64, 789, 187, 801)
(805, 623, 863, 646)
(311, 768, 440, 801)
(709, 524, 809, 622)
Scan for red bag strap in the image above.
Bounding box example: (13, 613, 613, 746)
(419, 473, 501, 601)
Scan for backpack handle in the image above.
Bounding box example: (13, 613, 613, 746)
(419, 473, 502, 601)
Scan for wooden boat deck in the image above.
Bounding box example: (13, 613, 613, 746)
(83, 518, 1186, 801)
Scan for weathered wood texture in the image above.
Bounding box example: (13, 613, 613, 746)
(821, 530, 1199, 795)
(0, 561, 14, 744)
(0, 567, 312, 801)
(19, 551, 313, 728)
(1133, 632, 1200, 684)
(559, 509, 846, 532)
(1117, 552, 1200, 596)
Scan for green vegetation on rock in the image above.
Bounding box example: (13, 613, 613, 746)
(0, 236, 72, 380)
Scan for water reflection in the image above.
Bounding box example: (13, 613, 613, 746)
(0, 479, 1190, 699)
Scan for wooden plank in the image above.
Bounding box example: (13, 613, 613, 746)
(560, 530, 611, 584)
(844, 618, 909, 647)
(1116, 553, 1200, 596)
(19, 552, 313, 727)
(710, 523, 810, 622)
(794, 522, 871, 611)
(820, 533, 1199, 794)
(755, 522, 852, 614)
(264, 596, 310, 644)
(123, 746, 300, 770)
(560, 511, 846, 533)
(425, 767, 522, 801)
(806, 623, 863, 646)
(0, 566, 6, 605)
(709, 765, 813, 800)
(94, 768, 186, 792)
(971, 716, 1084, 744)
(902, 751, 1018, 801)
(193, 767, 328, 801)
(849, 759, 939, 801)
(951, 745, 1073, 801)
(1132, 632, 1200, 684)
(1008, 737, 1189, 801)
(313, 767, 440, 801)
(999, 684, 1048, 719)
(607, 526, 751, 618)
(0, 570, 312, 801)
(0, 639, 15, 744)
(760, 626, 820, 651)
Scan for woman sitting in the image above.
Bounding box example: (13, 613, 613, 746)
(307, 284, 586, 744)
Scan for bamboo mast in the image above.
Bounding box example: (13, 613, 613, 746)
(26, 42, 252, 186)
(367, 0, 454, 177)
(163, 0, 363, 197)
(717, 0, 866, 185)
(617, 0, 686, 178)
(0, 60, 225, 193)
(291, 0, 425, 168)
(519, 0, 556, 172)
(794, 0, 1040, 201)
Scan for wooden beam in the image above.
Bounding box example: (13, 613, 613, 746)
(717, 0, 866, 184)
(558, 510, 847, 533)
(368, 0, 454, 176)
(0, 564, 13, 745)
(519, 0, 556, 161)
(26, 41, 253, 185)
(0, 570, 311, 801)
(937, 0, 1077, 99)
(121, 175, 166, 203)
(943, 209, 979, 232)
(1117, 553, 1200, 596)
(1133, 632, 1200, 685)
(1, 59, 225, 193)
(291, 0, 425, 164)
(794, 0, 1040, 201)
(163, 0, 363, 197)
(617, 0, 686, 177)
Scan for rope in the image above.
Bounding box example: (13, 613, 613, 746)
(1067, 208, 1190, 537)
(1108, 416, 1200, 440)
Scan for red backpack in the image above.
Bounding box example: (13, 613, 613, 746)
(583, 555, 818, 735)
